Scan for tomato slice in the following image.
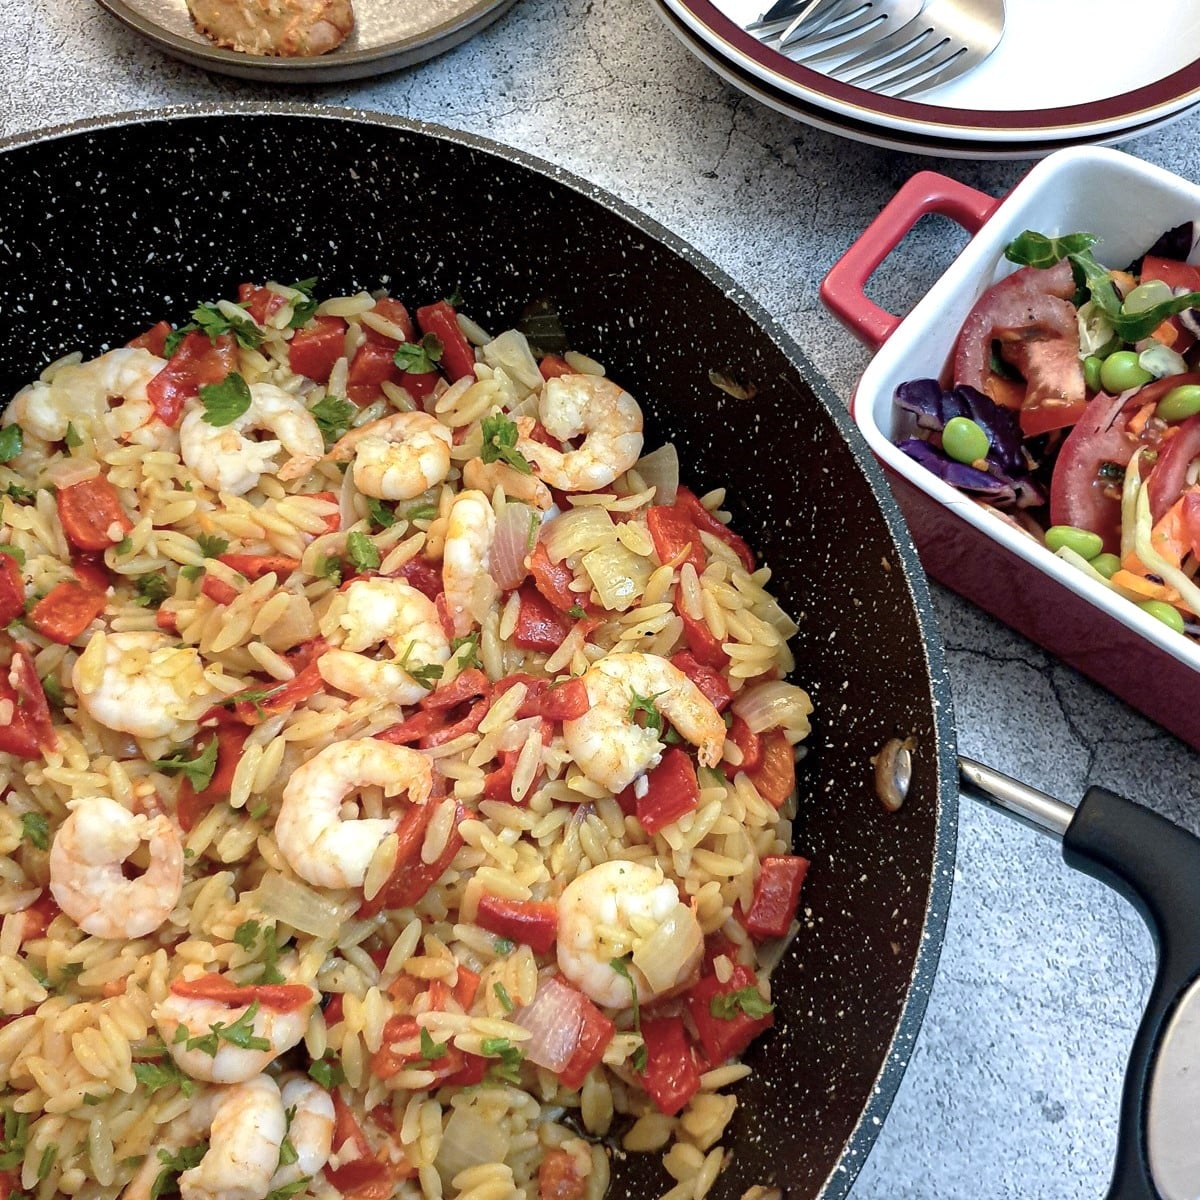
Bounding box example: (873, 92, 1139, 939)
(1147, 415, 1200, 523)
(126, 320, 171, 356)
(146, 331, 237, 427)
(289, 315, 347, 384)
(0, 555, 24, 626)
(416, 301, 477, 382)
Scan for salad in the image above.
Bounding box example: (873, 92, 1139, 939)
(894, 222, 1200, 638)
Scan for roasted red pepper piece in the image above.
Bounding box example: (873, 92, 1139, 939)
(126, 320, 172, 356)
(741, 855, 808, 940)
(0, 555, 24, 626)
(146, 331, 238, 427)
(389, 555, 442, 601)
(237, 282, 287, 326)
(27, 581, 107, 644)
(647, 505, 706, 574)
(528, 542, 580, 612)
(347, 340, 405, 406)
(538, 355, 576, 381)
(686, 964, 774, 1064)
(200, 575, 238, 606)
(537, 676, 589, 721)
(175, 725, 251, 832)
(669, 650, 732, 713)
(557, 991, 616, 1091)
(357, 802, 431, 919)
(635, 747, 701, 835)
(726, 715, 762, 773)
(638, 1017, 701, 1115)
(0, 639, 56, 759)
(168, 975, 313, 1011)
(475, 895, 559, 954)
(56, 476, 132, 551)
(218, 553, 299, 580)
(674, 486, 755, 572)
(678, 609, 728, 669)
(747, 730, 795, 809)
(514, 584, 574, 651)
(289, 315, 347, 384)
(19, 891, 61, 942)
(416, 300, 477, 382)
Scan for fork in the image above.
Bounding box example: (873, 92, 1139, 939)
(792, 0, 1006, 98)
(748, 0, 923, 56)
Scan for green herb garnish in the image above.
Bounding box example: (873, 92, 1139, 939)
(403, 502, 438, 523)
(0, 1109, 29, 1171)
(179, 564, 204, 582)
(0, 426, 23, 463)
(132, 1058, 196, 1097)
(64, 423, 83, 450)
(626, 689, 665, 736)
(199, 373, 252, 428)
(399, 640, 443, 690)
(266, 1179, 311, 1200)
(567, 604, 586, 619)
(286, 278, 320, 329)
(165, 303, 264, 355)
(150, 737, 219, 792)
(315, 556, 342, 585)
(346, 531, 381, 574)
(233, 920, 261, 950)
(481, 1037, 524, 1084)
(195, 533, 229, 559)
(366, 498, 396, 529)
(451, 632, 481, 670)
(609, 955, 641, 1032)
(0, 545, 23, 565)
(493, 937, 515, 956)
(393, 333, 444, 375)
(311, 395, 354, 445)
(709, 986, 774, 1021)
(493, 982, 515, 1013)
(479, 413, 532, 475)
(420, 1027, 448, 1062)
(20, 812, 49, 851)
(113, 536, 133, 556)
(152, 1141, 208, 1199)
(4, 482, 34, 503)
(308, 1055, 345, 1089)
(185, 1001, 271, 1058)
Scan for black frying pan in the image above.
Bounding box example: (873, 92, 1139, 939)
(0, 104, 959, 1199)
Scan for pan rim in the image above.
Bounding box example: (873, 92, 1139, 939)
(0, 101, 959, 1199)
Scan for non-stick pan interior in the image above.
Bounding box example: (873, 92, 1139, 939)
(0, 106, 957, 1200)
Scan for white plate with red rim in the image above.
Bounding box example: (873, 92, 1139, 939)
(663, 0, 1200, 146)
(651, 0, 1200, 158)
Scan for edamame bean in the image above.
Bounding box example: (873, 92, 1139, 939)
(1099, 350, 1154, 394)
(1155, 384, 1200, 422)
(1138, 599, 1185, 635)
(1090, 553, 1121, 579)
(1083, 355, 1104, 393)
(942, 416, 990, 465)
(1045, 525, 1104, 560)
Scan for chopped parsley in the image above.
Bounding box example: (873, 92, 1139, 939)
(366, 498, 396, 529)
(393, 333, 443, 375)
(451, 632, 481, 670)
(180, 1000, 271, 1057)
(492, 937, 515, 956)
(493, 982, 515, 1013)
(36, 1144, 56, 1182)
(419, 1027, 448, 1062)
(230, 920, 286, 985)
(165, 303, 264, 355)
(444, 287, 464, 308)
(403, 502, 438, 523)
(709, 986, 774, 1021)
(113, 536, 133, 557)
(311, 394, 354, 445)
(195, 533, 230, 559)
(286, 278, 320, 329)
(132, 1057, 196, 1097)
(4, 482, 34, 503)
(133, 574, 169, 609)
(233, 919, 261, 950)
(152, 1141, 208, 1199)
(481, 1037, 524, 1084)
(479, 413, 532, 475)
(567, 603, 586, 620)
(20, 812, 49, 851)
(266, 1179, 311, 1200)
(0, 426, 23, 463)
(64, 423, 83, 450)
(41, 672, 65, 712)
(149, 737, 219, 792)
(308, 1055, 345, 1089)
(179, 564, 204, 583)
(610, 955, 646, 1072)
(248, 799, 271, 822)
(626, 689, 665, 736)
(315, 555, 342, 585)
(346, 531, 381, 574)
(199, 373, 252, 428)
(399, 640, 443, 690)
(0, 544, 23, 565)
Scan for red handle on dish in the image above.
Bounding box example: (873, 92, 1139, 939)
(820, 172, 1001, 351)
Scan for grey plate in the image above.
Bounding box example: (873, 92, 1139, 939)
(94, 0, 520, 81)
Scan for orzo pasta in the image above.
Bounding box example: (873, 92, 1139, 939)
(0, 279, 814, 1200)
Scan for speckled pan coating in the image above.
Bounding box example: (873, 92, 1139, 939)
(0, 104, 958, 1200)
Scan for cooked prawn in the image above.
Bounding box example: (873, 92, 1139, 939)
(556, 860, 703, 1007)
(463, 456, 554, 510)
(48, 794, 184, 940)
(562, 652, 725, 793)
(72, 630, 223, 742)
(268, 1075, 335, 1192)
(275, 737, 433, 889)
(442, 489, 497, 639)
(317, 577, 451, 707)
(327, 410, 452, 500)
(153, 963, 318, 1084)
(121, 1074, 288, 1200)
(179, 382, 323, 496)
(4, 347, 166, 444)
(519, 375, 643, 492)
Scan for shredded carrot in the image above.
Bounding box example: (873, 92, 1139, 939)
(1110, 568, 1181, 604)
(1126, 401, 1158, 438)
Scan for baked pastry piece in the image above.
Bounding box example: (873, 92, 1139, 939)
(187, 0, 354, 56)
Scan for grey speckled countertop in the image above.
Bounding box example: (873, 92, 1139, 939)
(9, 0, 1200, 1195)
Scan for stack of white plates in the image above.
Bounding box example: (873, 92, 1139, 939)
(652, 0, 1200, 158)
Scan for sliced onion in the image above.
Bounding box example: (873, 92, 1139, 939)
(542, 507, 614, 562)
(436, 1102, 511, 1184)
(490, 502, 538, 590)
(733, 680, 814, 736)
(634, 443, 679, 505)
(44, 456, 101, 489)
(481, 329, 543, 397)
(337, 460, 358, 532)
(581, 541, 653, 612)
(251, 872, 349, 940)
(631, 901, 703, 994)
(512, 976, 586, 1072)
(1138, 342, 1188, 378)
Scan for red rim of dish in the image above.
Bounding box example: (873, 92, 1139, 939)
(675, 0, 1200, 136)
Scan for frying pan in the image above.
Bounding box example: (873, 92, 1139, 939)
(0, 102, 955, 1198)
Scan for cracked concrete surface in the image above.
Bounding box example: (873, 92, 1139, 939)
(6, 0, 1200, 1193)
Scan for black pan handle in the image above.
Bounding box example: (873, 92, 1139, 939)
(959, 758, 1200, 1200)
